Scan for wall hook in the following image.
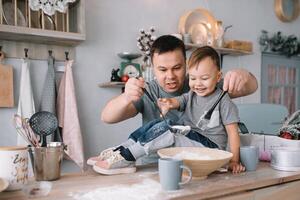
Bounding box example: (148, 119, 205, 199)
(65, 51, 69, 60)
(24, 48, 29, 58)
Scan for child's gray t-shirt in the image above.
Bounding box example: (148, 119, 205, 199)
(175, 88, 239, 150)
(133, 78, 226, 125)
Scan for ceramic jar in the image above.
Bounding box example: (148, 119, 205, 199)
(0, 146, 28, 191)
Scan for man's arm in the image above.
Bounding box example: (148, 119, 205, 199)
(101, 93, 138, 123)
(223, 69, 258, 98)
(101, 78, 145, 123)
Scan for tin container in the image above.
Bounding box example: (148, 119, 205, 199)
(31, 143, 64, 181)
(271, 147, 300, 171)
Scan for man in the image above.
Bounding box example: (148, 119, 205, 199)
(101, 35, 258, 124)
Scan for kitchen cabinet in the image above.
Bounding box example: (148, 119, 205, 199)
(261, 52, 300, 115)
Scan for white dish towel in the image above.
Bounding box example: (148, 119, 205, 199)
(17, 59, 36, 145)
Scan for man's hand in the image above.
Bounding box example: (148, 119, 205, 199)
(223, 69, 250, 93)
(123, 77, 145, 103)
(223, 69, 257, 98)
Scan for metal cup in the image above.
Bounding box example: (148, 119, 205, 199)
(31, 145, 64, 181)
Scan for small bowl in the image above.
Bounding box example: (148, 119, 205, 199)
(22, 181, 52, 198)
(158, 147, 233, 179)
(271, 147, 300, 171)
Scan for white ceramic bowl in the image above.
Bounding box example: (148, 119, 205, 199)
(271, 147, 300, 171)
(158, 147, 233, 179)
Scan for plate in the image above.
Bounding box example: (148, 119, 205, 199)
(2, 2, 27, 26)
(39, 13, 56, 30)
(178, 8, 217, 39)
(188, 23, 208, 45)
(0, 178, 9, 192)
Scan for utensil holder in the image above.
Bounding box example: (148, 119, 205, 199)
(30, 144, 64, 181)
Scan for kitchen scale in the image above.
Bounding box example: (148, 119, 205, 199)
(118, 52, 142, 78)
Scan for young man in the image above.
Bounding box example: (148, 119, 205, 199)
(91, 46, 245, 175)
(101, 35, 258, 125)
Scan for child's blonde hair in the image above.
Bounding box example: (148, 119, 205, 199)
(188, 46, 221, 70)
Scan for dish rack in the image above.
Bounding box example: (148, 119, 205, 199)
(0, 0, 85, 60)
(1, 0, 71, 31)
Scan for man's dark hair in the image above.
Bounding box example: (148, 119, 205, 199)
(150, 35, 186, 62)
(188, 46, 220, 70)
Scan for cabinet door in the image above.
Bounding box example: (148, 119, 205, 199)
(261, 52, 300, 114)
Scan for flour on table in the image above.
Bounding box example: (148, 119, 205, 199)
(173, 151, 213, 160)
(70, 179, 161, 200)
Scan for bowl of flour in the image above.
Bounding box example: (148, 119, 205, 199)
(157, 147, 232, 179)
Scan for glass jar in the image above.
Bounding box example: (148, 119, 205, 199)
(142, 58, 153, 82)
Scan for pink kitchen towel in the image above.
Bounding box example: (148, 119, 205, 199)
(57, 60, 85, 169)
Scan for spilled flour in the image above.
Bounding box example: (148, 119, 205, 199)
(173, 151, 213, 160)
(70, 179, 162, 200)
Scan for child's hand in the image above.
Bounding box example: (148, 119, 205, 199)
(228, 161, 245, 174)
(157, 98, 173, 116)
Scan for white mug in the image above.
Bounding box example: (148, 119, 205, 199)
(0, 146, 28, 191)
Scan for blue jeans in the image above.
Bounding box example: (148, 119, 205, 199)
(129, 119, 174, 145)
(128, 119, 218, 148)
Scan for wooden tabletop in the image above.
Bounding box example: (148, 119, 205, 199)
(1, 162, 300, 200)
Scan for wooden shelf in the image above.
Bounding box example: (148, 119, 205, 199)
(98, 82, 125, 88)
(0, 24, 85, 46)
(185, 43, 253, 56)
(99, 44, 253, 89)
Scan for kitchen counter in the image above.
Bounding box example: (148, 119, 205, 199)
(1, 162, 300, 200)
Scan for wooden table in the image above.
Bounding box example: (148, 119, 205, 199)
(1, 162, 300, 200)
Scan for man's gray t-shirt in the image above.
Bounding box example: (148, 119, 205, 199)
(176, 88, 239, 150)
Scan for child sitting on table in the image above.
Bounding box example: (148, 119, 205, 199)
(88, 46, 245, 175)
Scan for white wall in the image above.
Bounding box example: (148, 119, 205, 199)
(1, 0, 299, 168)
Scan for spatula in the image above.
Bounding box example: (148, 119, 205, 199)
(197, 90, 227, 130)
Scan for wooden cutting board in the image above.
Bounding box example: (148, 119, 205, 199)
(0, 51, 14, 107)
